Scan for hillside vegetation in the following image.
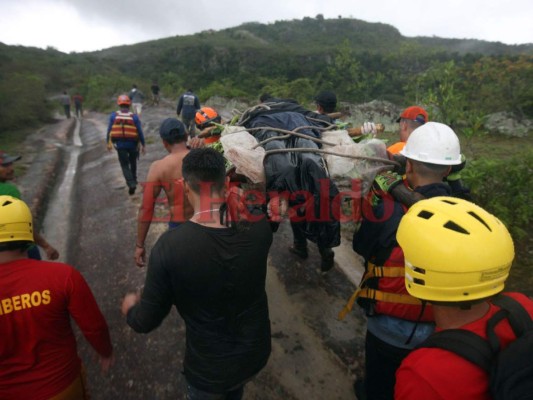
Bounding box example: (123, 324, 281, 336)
(1, 16, 532, 133)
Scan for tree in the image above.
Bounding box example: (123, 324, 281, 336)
(325, 40, 367, 101)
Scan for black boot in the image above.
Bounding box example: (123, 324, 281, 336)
(319, 247, 334, 273)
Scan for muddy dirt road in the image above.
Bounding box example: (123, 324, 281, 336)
(19, 103, 368, 400)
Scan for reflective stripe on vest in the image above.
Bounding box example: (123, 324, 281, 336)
(110, 111, 138, 142)
(339, 246, 432, 321)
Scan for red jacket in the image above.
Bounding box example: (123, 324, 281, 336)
(0, 258, 112, 400)
(395, 292, 533, 400)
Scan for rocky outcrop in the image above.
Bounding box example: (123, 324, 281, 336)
(341, 100, 402, 127)
(483, 112, 533, 137)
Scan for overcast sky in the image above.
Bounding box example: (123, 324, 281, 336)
(1, 0, 532, 53)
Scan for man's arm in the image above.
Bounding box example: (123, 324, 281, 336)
(390, 184, 426, 208)
(106, 113, 116, 150)
(67, 268, 114, 371)
(135, 162, 163, 267)
(124, 244, 174, 333)
(33, 232, 59, 260)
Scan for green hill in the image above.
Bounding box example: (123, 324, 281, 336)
(0, 16, 532, 132)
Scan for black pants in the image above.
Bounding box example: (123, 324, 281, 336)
(116, 148, 138, 189)
(290, 220, 331, 255)
(363, 330, 410, 400)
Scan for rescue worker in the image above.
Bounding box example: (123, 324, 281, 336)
(0, 196, 113, 399)
(395, 197, 533, 399)
(388, 106, 428, 155)
(195, 106, 222, 144)
(177, 89, 201, 137)
(106, 94, 146, 195)
(342, 122, 463, 400)
(0, 151, 59, 260)
(386, 106, 471, 201)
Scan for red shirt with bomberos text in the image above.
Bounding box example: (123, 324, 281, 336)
(395, 292, 533, 400)
(0, 258, 112, 400)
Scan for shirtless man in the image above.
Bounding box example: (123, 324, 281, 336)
(134, 118, 194, 267)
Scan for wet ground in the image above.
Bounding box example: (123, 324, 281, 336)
(16, 103, 368, 400)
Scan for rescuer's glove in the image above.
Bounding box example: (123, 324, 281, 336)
(373, 171, 403, 193)
(361, 122, 377, 135)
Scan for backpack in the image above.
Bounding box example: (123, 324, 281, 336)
(418, 294, 533, 400)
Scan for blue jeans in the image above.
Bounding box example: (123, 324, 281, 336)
(186, 384, 244, 400)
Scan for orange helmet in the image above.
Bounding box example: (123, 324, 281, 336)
(195, 107, 221, 130)
(117, 94, 131, 106)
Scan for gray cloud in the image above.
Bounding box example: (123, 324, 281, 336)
(1, 0, 532, 52)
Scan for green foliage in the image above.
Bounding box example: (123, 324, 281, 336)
(462, 152, 533, 241)
(85, 74, 133, 111)
(0, 73, 51, 130)
(198, 79, 248, 101)
(413, 60, 466, 127)
(0, 18, 532, 132)
(325, 40, 371, 102)
(257, 77, 316, 104)
(465, 55, 533, 118)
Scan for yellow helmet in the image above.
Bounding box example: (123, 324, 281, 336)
(0, 196, 34, 243)
(397, 197, 514, 302)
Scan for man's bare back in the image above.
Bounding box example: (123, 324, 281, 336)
(148, 149, 194, 222)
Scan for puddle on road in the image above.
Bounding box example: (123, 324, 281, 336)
(42, 117, 83, 263)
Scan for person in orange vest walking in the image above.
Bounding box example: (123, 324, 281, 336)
(106, 95, 146, 195)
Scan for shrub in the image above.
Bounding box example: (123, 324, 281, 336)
(462, 152, 532, 241)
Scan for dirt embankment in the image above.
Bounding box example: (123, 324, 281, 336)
(16, 104, 368, 400)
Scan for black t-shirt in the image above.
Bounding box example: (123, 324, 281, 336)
(127, 212, 273, 392)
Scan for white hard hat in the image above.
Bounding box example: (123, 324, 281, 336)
(400, 122, 462, 165)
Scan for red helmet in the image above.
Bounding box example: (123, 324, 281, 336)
(195, 107, 221, 130)
(117, 95, 131, 106)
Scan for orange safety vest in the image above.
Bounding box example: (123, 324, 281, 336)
(340, 246, 433, 321)
(339, 198, 433, 322)
(109, 111, 139, 142)
(387, 141, 406, 155)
